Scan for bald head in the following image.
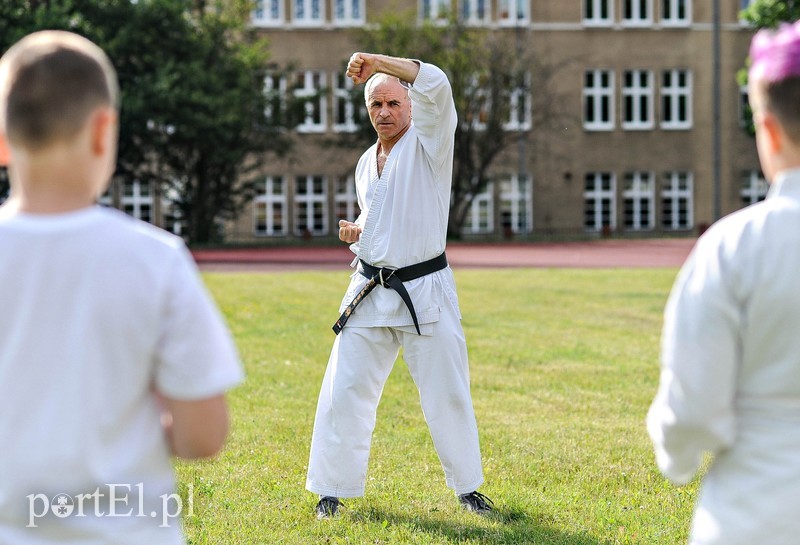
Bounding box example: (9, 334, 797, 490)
(364, 73, 409, 104)
(0, 31, 119, 151)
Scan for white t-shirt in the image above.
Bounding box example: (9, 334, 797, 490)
(0, 205, 242, 544)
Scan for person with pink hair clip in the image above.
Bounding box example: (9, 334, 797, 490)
(647, 20, 800, 545)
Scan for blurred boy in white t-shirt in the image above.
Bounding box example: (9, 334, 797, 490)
(0, 31, 242, 544)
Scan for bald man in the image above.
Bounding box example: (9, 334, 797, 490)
(306, 53, 491, 519)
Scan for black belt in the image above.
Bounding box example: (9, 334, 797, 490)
(332, 252, 448, 335)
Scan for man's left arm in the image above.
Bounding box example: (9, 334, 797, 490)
(407, 62, 458, 173)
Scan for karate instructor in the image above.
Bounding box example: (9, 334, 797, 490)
(306, 53, 491, 519)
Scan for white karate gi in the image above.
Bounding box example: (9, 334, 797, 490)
(647, 169, 800, 545)
(306, 62, 484, 498)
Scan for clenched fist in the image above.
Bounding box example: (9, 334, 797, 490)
(338, 220, 362, 243)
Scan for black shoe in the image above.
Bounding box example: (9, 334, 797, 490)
(458, 491, 494, 514)
(315, 496, 341, 520)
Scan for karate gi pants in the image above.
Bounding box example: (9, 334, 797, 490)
(306, 298, 484, 498)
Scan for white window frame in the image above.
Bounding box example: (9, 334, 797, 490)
(583, 69, 615, 131)
(334, 175, 360, 222)
(122, 179, 154, 223)
(622, 0, 652, 26)
(622, 70, 654, 130)
(420, 0, 451, 22)
(504, 72, 532, 131)
(583, 0, 613, 26)
(161, 186, 184, 237)
(264, 73, 287, 126)
(463, 182, 494, 234)
(741, 170, 767, 206)
(584, 173, 616, 232)
(332, 71, 360, 133)
(498, 0, 530, 26)
(294, 70, 327, 133)
(292, 0, 324, 27)
(252, 0, 284, 27)
(660, 69, 692, 130)
(622, 171, 655, 231)
(739, 0, 756, 25)
(294, 175, 328, 236)
(499, 174, 533, 234)
(461, 0, 491, 25)
(254, 176, 287, 236)
(661, 172, 693, 230)
(333, 0, 365, 26)
(661, 0, 690, 27)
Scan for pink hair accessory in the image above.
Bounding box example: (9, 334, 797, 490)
(749, 20, 800, 83)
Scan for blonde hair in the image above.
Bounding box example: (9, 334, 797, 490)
(0, 31, 119, 150)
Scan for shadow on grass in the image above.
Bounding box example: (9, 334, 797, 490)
(350, 505, 612, 545)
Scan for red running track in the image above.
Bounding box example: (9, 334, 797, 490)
(192, 238, 696, 273)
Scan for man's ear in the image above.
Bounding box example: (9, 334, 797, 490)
(90, 107, 117, 156)
(760, 112, 784, 155)
(0, 133, 11, 166)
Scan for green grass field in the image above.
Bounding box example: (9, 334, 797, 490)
(177, 268, 699, 544)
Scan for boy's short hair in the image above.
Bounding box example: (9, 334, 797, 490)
(749, 21, 800, 144)
(0, 30, 119, 150)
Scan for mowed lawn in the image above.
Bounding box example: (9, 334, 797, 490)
(177, 268, 699, 544)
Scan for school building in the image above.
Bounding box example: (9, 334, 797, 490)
(113, 1, 764, 241)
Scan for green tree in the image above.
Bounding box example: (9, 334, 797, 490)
(0, 0, 290, 243)
(352, 10, 567, 238)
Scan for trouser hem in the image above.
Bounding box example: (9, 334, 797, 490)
(305, 479, 365, 499)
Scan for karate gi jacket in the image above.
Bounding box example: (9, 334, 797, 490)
(647, 168, 800, 544)
(339, 62, 461, 334)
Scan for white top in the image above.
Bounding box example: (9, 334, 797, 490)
(647, 169, 800, 544)
(340, 62, 461, 333)
(0, 206, 242, 544)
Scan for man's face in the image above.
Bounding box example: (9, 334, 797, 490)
(366, 78, 412, 143)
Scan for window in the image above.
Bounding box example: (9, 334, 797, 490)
(264, 73, 287, 127)
(421, 0, 451, 22)
(294, 71, 326, 133)
(584, 0, 612, 26)
(122, 180, 153, 223)
(622, 70, 653, 130)
(335, 175, 360, 222)
(500, 174, 533, 234)
(252, 0, 283, 26)
(504, 72, 532, 131)
(661, 172, 693, 230)
(583, 70, 614, 131)
(254, 176, 287, 236)
(293, 0, 324, 26)
(662, 0, 690, 26)
(461, 0, 490, 24)
(741, 171, 767, 207)
(584, 173, 616, 232)
(498, 0, 529, 25)
(623, 0, 651, 26)
(661, 69, 692, 129)
(334, 0, 364, 25)
(739, 85, 752, 129)
(463, 182, 494, 234)
(623, 171, 655, 230)
(333, 71, 362, 132)
(161, 186, 184, 237)
(294, 175, 328, 236)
